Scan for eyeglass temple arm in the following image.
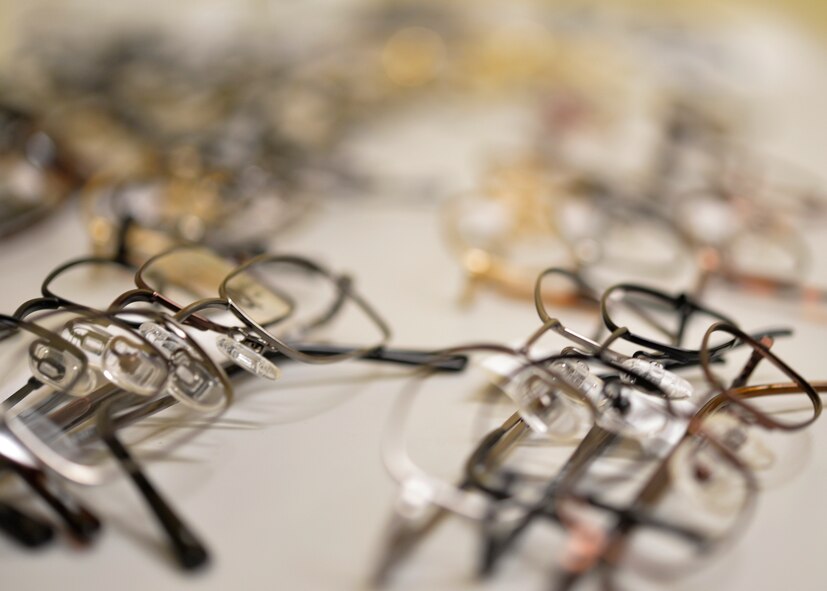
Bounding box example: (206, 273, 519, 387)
(1, 381, 102, 545)
(2, 373, 203, 560)
(672, 293, 700, 346)
(730, 336, 773, 390)
(0, 499, 55, 548)
(220, 344, 467, 378)
(96, 397, 209, 570)
(0, 457, 101, 544)
(2, 376, 43, 409)
(372, 479, 472, 586)
(464, 414, 528, 499)
(559, 493, 707, 545)
(282, 344, 468, 373)
(481, 426, 618, 576)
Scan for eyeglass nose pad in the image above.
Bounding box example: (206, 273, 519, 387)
(139, 321, 197, 355)
(102, 336, 168, 397)
(65, 323, 110, 359)
(500, 365, 586, 441)
(28, 339, 95, 396)
(620, 358, 693, 400)
(216, 334, 281, 381)
(138, 322, 222, 406)
(168, 347, 215, 398)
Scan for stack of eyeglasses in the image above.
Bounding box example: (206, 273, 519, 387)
(0, 241, 468, 569)
(374, 267, 826, 589)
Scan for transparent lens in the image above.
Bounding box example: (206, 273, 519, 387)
(140, 247, 237, 307)
(668, 429, 751, 519)
(12, 405, 85, 465)
(700, 413, 773, 472)
(390, 351, 570, 520)
(614, 428, 752, 580)
(44, 259, 138, 310)
(222, 267, 293, 327)
(0, 316, 107, 477)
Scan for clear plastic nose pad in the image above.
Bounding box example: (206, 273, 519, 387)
(501, 366, 587, 441)
(138, 322, 224, 408)
(102, 336, 168, 396)
(216, 334, 281, 381)
(620, 358, 693, 400)
(168, 348, 219, 403)
(64, 322, 111, 361)
(28, 338, 95, 395)
(138, 322, 189, 357)
(548, 359, 606, 401)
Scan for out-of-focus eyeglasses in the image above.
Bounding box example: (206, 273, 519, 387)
(0, 103, 79, 240)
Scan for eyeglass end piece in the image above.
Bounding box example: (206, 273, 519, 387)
(177, 543, 210, 571)
(0, 502, 56, 548)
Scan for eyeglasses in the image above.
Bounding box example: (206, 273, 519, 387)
(82, 166, 310, 260)
(570, 383, 827, 590)
(118, 245, 465, 371)
(442, 158, 691, 306)
(0, 103, 78, 240)
(546, 324, 825, 589)
(0, 313, 103, 546)
(14, 248, 468, 374)
(1, 307, 233, 569)
(600, 283, 740, 363)
(4, 249, 468, 566)
(374, 263, 825, 586)
(375, 316, 688, 582)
